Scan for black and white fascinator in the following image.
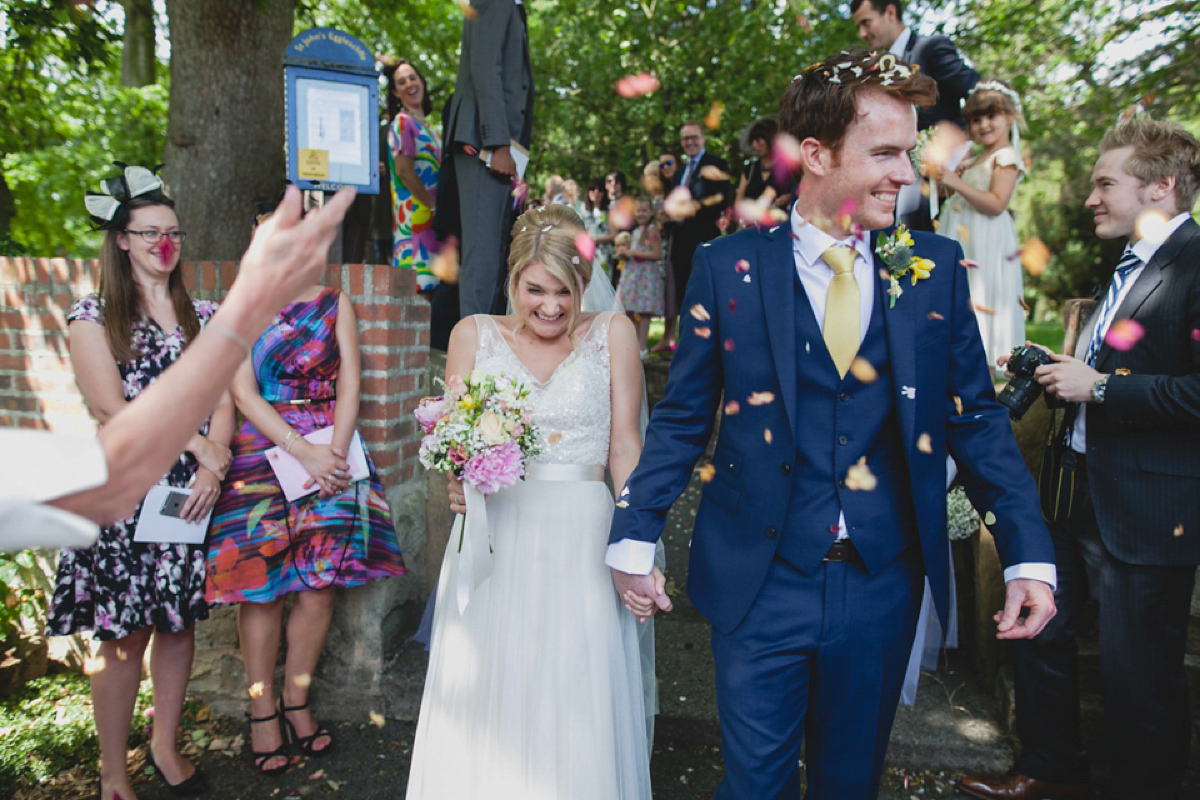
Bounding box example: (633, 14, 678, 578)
(84, 162, 166, 231)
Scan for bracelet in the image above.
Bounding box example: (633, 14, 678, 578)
(209, 321, 252, 359)
(282, 430, 299, 452)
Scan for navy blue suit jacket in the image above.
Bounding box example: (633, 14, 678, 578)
(609, 224, 1053, 633)
(904, 32, 979, 130)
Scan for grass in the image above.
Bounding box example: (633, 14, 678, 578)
(0, 672, 157, 797)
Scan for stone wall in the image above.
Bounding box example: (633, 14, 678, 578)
(0, 256, 432, 720)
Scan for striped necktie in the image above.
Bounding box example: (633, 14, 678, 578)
(1083, 247, 1142, 366)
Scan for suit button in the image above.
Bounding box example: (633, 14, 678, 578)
(765, 526, 777, 539)
(838, 479, 846, 488)
(781, 463, 791, 476)
(840, 392, 850, 402)
(838, 435, 848, 445)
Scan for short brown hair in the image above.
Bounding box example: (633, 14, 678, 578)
(779, 49, 936, 160)
(1099, 117, 1200, 214)
(962, 81, 1026, 130)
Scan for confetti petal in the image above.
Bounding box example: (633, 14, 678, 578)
(547, 432, 563, 444)
(699, 165, 730, 181)
(1136, 209, 1171, 245)
(845, 457, 877, 491)
(772, 133, 802, 186)
(983, 511, 997, 526)
(959, 258, 979, 268)
(927, 311, 944, 320)
(663, 186, 700, 220)
(293, 673, 312, 689)
(689, 303, 711, 321)
(369, 711, 386, 728)
(1105, 318, 1144, 351)
(916, 432, 933, 453)
(953, 395, 963, 415)
(724, 400, 740, 415)
(972, 301, 995, 315)
(734, 259, 750, 273)
(747, 391, 775, 406)
(431, 236, 460, 284)
(1174, 524, 1184, 537)
(698, 464, 716, 482)
(1020, 237, 1051, 276)
(850, 357, 878, 383)
(615, 72, 660, 98)
(573, 231, 596, 261)
(728, 298, 737, 313)
(723, 338, 735, 351)
(764, 428, 773, 444)
(609, 195, 636, 230)
(694, 326, 712, 339)
(310, 769, 326, 780)
(1191, 329, 1200, 342)
(955, 223, 970, 243)
(704, 100, 725, 130)
(459, 1, 477, 18)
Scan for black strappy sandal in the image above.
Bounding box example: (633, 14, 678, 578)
(246, 710, 290, 776)
(279, 700, 334, 757)
(146, 748, 209, 796)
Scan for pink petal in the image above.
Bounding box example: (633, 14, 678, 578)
(615, 73, 660, 98)
(573, 231, 596, 261)
(1105, 319, 1144, 351)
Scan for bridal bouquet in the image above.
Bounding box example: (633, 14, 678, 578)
(416, 372, 543, 495)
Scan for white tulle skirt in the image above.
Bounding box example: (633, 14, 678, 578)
(405, 472, 652, 800)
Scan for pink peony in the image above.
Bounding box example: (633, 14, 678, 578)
(415, 396, 450, 434)
(448, 445, 469, 466)
(463, 441, 524, 495)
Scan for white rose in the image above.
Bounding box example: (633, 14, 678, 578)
(478, 411, 508, 445)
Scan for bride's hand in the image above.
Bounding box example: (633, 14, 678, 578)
(447, 473, 466, 515)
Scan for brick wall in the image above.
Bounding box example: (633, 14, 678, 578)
(0, 256, 429, 489)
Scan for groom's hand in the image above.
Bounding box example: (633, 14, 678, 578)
(993, 578, 1056, 639)
(611, 567, 673, 622)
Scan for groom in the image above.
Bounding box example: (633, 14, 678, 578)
(608, 49, 1057, 799)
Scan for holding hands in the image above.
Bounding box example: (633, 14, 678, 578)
(611, 567, 673, 621)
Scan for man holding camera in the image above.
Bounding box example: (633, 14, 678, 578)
(962, 118, 1200, 800)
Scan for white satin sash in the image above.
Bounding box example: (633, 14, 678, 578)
(454, 463, 606, 613)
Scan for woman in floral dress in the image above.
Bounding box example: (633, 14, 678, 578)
(47, 168, 234, 800)
(388, 57, 442, 293)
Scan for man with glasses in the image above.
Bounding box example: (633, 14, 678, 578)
(668, 122, 730, 330)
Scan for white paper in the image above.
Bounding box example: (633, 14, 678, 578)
(304, 85, 363, 166)
(133, 485, 212, 544)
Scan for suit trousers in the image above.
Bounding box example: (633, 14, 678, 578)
(1013, 463, 1195, 798)
(454, 150, 514, 318)
(710, 550, 923, 800)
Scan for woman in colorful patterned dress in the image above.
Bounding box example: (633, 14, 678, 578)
(205, 275, 407, 777)
(388, 58, 442, 294)
(47, 167, 234, 800)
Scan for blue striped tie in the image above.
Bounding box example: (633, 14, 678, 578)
(1083, 248, 1142, 366)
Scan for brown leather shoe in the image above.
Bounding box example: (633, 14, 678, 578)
(959, 772, 1088, 800)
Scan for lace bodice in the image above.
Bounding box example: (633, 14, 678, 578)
(948, 147, 1024, 213)
(472, 313, 613, 466)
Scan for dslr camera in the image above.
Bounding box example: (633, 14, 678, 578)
(997, 345, 1054, 421)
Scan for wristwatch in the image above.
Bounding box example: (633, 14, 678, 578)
(1091, 375, 1109, 404)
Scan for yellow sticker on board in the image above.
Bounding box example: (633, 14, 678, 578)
(298, 148, 329, 181)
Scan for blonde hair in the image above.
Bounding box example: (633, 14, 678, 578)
(1100, 117, 1200, 213)
(506, 205, 593, 337)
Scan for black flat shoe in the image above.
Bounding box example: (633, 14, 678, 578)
(280, 700, 334, 757)
(246, 710, 291, 776)
(146, 749, 209, 796)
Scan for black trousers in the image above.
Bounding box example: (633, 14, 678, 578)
(1013, 461, 1195, 798)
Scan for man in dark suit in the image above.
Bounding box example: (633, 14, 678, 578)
(608, 49, 1056, 799)
(668, 121, 730, 315)
(444, 0, 534, 318)
(962, 119, 1200, 800)
(851, 0, 978, 230)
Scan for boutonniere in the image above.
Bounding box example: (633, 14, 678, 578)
(876, 224, 935, 308)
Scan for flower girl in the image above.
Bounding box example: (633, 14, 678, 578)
(938, 80, 1028, 370)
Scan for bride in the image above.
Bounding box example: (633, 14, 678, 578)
(405, 205, 662, 799)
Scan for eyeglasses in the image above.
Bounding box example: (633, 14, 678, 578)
(124, 230, 187, 244)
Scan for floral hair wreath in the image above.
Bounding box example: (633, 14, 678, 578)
(970, 80, 1024, 116)
(795, 50, 920, 87)
(84, 162, 167, 231)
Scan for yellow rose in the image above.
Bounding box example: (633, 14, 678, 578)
(478, 411, 507, 445)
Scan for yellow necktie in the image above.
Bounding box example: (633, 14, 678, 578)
(821, 245, 860, 378)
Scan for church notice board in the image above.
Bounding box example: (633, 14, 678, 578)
(284, 28, 380, 195)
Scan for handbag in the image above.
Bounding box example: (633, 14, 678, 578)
(1038, 404, 1079, 523)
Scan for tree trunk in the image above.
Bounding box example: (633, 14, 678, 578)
(0, 164, 14, 243)
(121, 0, 156, 87)
(164, 0, 295, 261)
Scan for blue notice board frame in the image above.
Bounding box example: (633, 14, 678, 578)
(284, 29, 380, 195)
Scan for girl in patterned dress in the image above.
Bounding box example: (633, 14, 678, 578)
(387, 58, 443, 293)
(47, 170, 234, 800)
(205, 270, 406, 776)
(615, 197, 665, 355)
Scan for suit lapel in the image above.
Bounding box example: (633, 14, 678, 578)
(877, 231, 918, 445)
(759, 227, 798, 433)
(1094, 220, 1196, 369)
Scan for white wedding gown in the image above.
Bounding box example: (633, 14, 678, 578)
(405, 312, 652, 800)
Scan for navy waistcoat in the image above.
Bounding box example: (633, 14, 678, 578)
(775, 269, 919, 575)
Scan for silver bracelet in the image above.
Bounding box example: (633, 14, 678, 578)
(282, 430, 299, 452)
(208, 321, 252, 359)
